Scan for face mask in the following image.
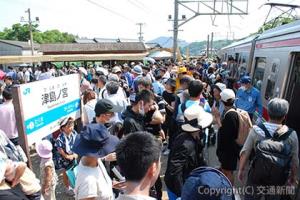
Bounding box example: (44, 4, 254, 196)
(139, 102, 145, 116)
(240, 86, 246, 91)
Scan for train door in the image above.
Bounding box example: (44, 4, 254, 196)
(286, 53, 300, 135)
(252, 57, 266, 92)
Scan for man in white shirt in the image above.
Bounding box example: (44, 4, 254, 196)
(116, 132, 162, 200)
(106, 81, 128, 122)
(17, 68, 24, 83)
(96, 75, 108, 100)
(73, 99, 120, 200)
(34, 68, 41, 81)
(24, 68, 30, 83)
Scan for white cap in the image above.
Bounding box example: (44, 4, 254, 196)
(220, 89, 236, 102)
(181, 104, 213, 132)
(215, 83, 226, 92)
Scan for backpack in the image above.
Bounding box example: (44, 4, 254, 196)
(249, 123, 293, 185)
(175, 101, 187, 123)
(225, 108, 252, 145)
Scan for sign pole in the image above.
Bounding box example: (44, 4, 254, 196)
(12, 86, 33, 169)
(76, 74, 83, 132)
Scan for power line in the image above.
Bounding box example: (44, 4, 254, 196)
(227, 1, 232, 34)
(86, 0, 136, 23)
(127, 0, 143, 9)
(127, 0, 150, 13)
(170, 0, 248, 61)
(132, 0, 147, 8)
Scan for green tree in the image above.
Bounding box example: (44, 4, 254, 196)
(0, 23, 39, 41)
(258, 17, 295, 33)
(0, 23, 76, 43)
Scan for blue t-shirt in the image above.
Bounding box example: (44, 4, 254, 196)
(152, 81, 165, 96)
(235, 87, 263, 117)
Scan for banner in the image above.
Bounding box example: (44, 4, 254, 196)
(19, 74, 81, 145)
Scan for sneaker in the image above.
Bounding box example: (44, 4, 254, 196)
(163, 149, 170, 156)
(65, 187, 75, 196)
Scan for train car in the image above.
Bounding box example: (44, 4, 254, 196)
(250, 20, 300, 135)
(219, 35, 257, 72)
(221, 20, 300, 135)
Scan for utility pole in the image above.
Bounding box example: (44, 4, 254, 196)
(168, 0, 248, 59)
(21, 8, 39, 56)
(26, 8, 34, 56)
(173, 0, 179, 62)
(206, 34, 210, 58)
(136, 23, 145, 42)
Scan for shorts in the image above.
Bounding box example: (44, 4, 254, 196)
(218, 154, 238, 171)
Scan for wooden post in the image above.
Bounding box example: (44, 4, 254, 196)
(12, 86, 32, 169)
(77, 74, 83, 132)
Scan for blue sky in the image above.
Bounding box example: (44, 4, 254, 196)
(0, 0, 299, 42)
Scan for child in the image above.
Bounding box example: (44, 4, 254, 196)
(54, 117, 78, 196)
(36, 140, 58, 200)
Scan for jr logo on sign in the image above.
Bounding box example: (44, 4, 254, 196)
(23, 88, 30, 96)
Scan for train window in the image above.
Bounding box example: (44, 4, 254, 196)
(253, 57, 266, 91)
(265, 59, 280, 100)
(239, 56, 247, 78)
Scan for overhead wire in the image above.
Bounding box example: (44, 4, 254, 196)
(226, 0, 232, 37)
(85, 0, 136, 23)
(132, 0, 147, 8)
(127, 0, 151, 13)
(127, 0, 143, 9)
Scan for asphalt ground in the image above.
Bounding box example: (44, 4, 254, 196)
(31, 139, 299, 200)
(30, 141, 228, 200)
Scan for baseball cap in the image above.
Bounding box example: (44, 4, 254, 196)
(94, 99, 119, 116)
(178, 67, 187, 74)
(214, 83, 226, 92)
(220, 89, 236, 102)
(240, 76, 251, 84)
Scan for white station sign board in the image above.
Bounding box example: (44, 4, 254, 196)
(19, 74, 81, 145)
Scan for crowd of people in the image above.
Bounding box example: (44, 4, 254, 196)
(0, 57, 298, 200)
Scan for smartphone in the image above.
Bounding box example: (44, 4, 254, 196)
(112, 167, 125, 182)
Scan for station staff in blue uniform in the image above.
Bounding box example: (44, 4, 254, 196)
(235, 76, 263, 122)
